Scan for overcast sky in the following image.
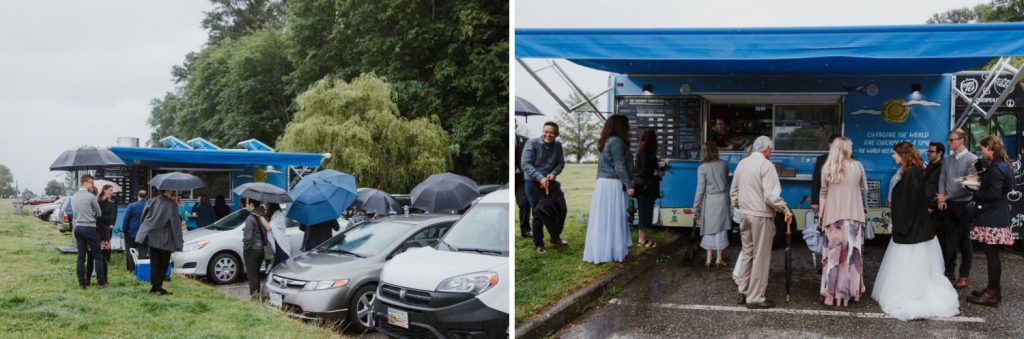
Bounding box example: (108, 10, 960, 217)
(515, 0, 992, 138)
(0, 1, 212, 194)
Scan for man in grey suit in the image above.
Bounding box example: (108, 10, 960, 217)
(135, 189, 183, 295)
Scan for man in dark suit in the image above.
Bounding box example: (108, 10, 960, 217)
(811, 135, 842, 213)
(925, 141, 952, 282)
(123, 190, 148, 272)
(515, 122, 532, 238)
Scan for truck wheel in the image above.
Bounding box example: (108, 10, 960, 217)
(208, 252, 241, 284)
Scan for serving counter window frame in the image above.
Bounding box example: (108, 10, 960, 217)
(700, 93, 845, 155)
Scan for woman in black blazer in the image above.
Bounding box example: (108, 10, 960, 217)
(966, 136, 1016, 307)
(634, 129, 662, 248)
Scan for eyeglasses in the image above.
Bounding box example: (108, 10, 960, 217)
(947, 138, 962, 142)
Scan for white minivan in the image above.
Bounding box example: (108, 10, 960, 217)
(372, 188, 509, 339)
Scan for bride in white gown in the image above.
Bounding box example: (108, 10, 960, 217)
(871, 142, 959, 321)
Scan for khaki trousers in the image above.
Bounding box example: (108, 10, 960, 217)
(738, 214, 775, 304)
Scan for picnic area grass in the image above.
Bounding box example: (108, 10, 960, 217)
(514, 163, 669, 325)
(0, 199, 341, 338)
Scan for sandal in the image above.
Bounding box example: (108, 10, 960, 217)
(638, 239, 658, 248)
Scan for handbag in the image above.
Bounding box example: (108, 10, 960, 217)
(258, 220, 274, 261)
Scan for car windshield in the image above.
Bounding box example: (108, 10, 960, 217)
(316, 220, 414, 258)
(205, 209, 251, 231)
(440, 203, 508, 256)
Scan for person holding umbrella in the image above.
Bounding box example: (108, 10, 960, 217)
(286, 170, 357, 250)
(135, 189, 183, 295)
(583, 115, 634, 264)
(71, 175, 106, 289)
(872, 142, 958, 320)
(136, 171, 201, 295)
(241, 198, 271, 298)
(816, 137, 867, 307)
(516, 121, 533, 238)
(730, 136, 792, 309)
(521, 121, 568, 254)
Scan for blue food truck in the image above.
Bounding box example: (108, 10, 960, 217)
(516, 23, 1024, 240)
(81, 137, 326, 247)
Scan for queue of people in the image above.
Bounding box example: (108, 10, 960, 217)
(518, 120, 1016, 318)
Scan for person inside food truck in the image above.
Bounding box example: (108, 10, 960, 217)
(709, 117, 739, 150)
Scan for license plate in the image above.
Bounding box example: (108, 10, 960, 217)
(269, 292, 283, 307)
(387, 308, 409, 329)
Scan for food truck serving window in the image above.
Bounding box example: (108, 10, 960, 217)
(708, 102, 841, 153)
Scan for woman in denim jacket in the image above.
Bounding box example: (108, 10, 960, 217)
(583, 115, 635, 264)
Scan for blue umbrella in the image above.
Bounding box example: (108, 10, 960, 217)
(286, 170, 358, 225)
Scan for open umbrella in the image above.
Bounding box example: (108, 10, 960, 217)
(286, 170, 358, 225)
(233, 182, 292, 204)
(92, 180, 122, 193)
(49, 146, 126, 171)
(410, 173, 480, 213)
(785, 217, 793, 303)
(355, 188, 400, 216)
(515, 96, 544, 122)
(149, 172, 204, 191)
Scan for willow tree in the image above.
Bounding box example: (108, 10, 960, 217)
(277, 74, 452, 193)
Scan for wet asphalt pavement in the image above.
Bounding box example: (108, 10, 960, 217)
(559, 237, 1024, 338)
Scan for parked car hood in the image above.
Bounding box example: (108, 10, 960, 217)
(381, 247, 507, 291)
(271, 250, 376, 281)
(182, 226, 236, 243)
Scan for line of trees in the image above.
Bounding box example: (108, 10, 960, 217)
(148, 0, 508, 191)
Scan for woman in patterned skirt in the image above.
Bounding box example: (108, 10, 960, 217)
(817, 137, 867, 306)
(965, 136, 1015, 307)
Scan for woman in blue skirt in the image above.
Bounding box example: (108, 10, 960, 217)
(583, 115, 635, 264)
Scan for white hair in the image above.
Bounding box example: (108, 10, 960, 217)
(751, 136, 774, 153)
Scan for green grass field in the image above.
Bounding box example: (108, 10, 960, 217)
(514, 163, 668, 325)
(0, 199, 340, 338)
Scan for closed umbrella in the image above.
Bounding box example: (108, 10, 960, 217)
(233, 182, 292, 203)
(286, 170, 358, 225)
(356, 188, 400, 216)
(785, 217, 793, 303)
(49, 146, 126, 171)
(531, 185, 567, 239)
(410, 173, 480, 214)
(149, 172, 204, 191)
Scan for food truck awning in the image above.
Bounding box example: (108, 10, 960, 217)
(109, 147, 324, 167)
(515, 23, 1024, 74)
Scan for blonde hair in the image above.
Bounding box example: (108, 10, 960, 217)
(822, 137, 853, 184)
(700, 142, 720, 163)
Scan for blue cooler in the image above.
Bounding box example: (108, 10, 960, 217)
(130, 248, 172, 282)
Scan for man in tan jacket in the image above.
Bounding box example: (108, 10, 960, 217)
(730, 136, 792, 309)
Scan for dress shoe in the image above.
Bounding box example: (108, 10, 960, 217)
(737, 293, 747, 305)
(954, 277, 970, 290)
(96, 284, 110, 289)
(156, 289, 173, 296)
(745, 300, 775, 309)
(521, 231, 533, 238)
(79, 285, 87, 290)
(551, 238, 569, 246)
(966, 288, 1000, 307)
(535, 247, 546, 254)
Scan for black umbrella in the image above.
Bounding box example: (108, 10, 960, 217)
(410, 173, 480, 213)
(355, 188, 400, 215)
(515, 96, 544, 122)
(49, 146, 126, 171)
(233, 182, 292, 203)
(149, 172, 204, 191)
(532, 184, 566, 238)
(785, 217, 793, 303)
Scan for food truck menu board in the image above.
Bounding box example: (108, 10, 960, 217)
(616, 96, 702, 160)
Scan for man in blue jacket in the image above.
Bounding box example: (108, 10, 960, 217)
(521, 121, 568, 254)
(122, 190, 148, 272)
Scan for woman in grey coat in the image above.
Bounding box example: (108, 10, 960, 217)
(135, 190, 183, 295)
(695, 142, 731, 268)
